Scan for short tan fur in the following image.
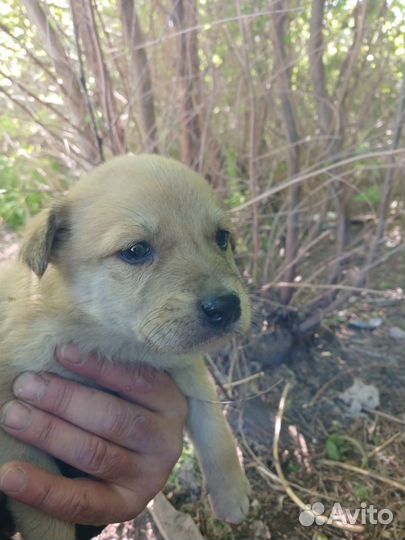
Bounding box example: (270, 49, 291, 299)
(0, 155, 251, 539)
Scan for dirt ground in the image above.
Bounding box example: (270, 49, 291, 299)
(1, 228, 403, 540)
(160, 248, 404, 540)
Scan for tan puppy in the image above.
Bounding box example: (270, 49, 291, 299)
(0, 155, 251, 539)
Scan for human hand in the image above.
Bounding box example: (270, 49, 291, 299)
(0, 344, 187, 526)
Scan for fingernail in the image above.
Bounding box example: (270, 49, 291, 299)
(0, 466, 27, 494)
(0, 401, 32, 430)
(13, 372, 47, 403)
(56, 343, 86, 365)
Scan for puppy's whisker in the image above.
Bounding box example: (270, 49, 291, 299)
(140, 312, 167, 333)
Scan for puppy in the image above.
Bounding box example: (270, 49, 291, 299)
(0, 155, 251, 539)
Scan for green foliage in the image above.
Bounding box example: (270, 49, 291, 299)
(0, 157, 51, 229)
(353, 185, 381, 206)
(287, 462, 301, 474)
(166, 440, 202, 495)
(326, 434, 368, 467)
(355, 484, 370, 500)
(326, 434, 349, 461)
(224, 149, 246, 208)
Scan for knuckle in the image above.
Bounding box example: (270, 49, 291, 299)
(77, 437, 109, 474)
(128, 363, 143, 385)
(35, 478, 103, 525)
(49, 380, 75, 415)
(103, 402, 157, 452)
(66, 490, 93, 523)
(118, 410, 157, 453)
(127, 363, 156, 392)
(76, 437, 126, 479)
(131, 414, 155, 448)
(128, 364, 144, 390)
(37, 417, 57, 445)
(36, 481, 59, 513)
(93, 352, 112, 379)
(103, 402, 133, 441)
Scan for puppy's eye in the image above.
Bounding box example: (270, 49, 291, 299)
(216, 229, 230, 251)
(119, 242, 153, 265)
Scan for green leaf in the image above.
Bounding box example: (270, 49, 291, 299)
(326, 438, 342, 461)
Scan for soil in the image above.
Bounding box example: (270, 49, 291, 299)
(1, 227, 403, 540)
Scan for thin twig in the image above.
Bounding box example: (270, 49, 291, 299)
(223, 371, 265, 389)
(256, 465, 340, 503)
(305, 373, 345, 408)
(130, 7, 306, 54)
(70, 0, 104, 162)
(233, 148, 404, 212)
(265, 282, 392, 296)
(368, 432, 404, 459)
(320, 459, 405, 492)
(192, 379, 283, 405)
(363, 407, 405, 426)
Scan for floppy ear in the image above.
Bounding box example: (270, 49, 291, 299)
(19, 203, 68, 278)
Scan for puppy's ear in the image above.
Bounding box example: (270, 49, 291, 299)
(19, 202, 69, 278)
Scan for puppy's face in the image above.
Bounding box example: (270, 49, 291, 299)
(21, 155, 251, 354)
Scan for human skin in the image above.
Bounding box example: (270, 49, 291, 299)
(0, 343, 187, 526)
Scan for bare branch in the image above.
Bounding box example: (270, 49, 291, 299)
(308, 0, 334, 138)
(21, 0, 98, 163)
(236, 0, 261, 280)
(70, 0, 125, 155)
(270, 1, 301, 305)
(70, 0, 105, 163)
(367, 66, 405, 258)
(335, 0, 369, 109)
(233, 149, 404, 211)
(171, 0, 201, 170)
(119, 0, 159, 153)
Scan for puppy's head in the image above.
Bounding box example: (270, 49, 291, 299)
(20, 155, 251, 354)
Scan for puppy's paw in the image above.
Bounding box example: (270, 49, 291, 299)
(208, 472, 251, 524)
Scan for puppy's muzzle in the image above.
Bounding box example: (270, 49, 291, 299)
(200, 293, 241, 329)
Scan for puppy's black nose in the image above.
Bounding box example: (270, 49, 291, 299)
(200, 294, 241, 328)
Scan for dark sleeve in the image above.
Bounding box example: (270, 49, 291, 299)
(0, 494, 16, 540)
(75, 524, 106, 540)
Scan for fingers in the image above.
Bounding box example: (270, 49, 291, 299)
(12, 372, 166, 454)
(55, 344, 187, 421)
(0, 346, 187, 526)
(0, 400, 138, 485)
(0, 462, 150, 525)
